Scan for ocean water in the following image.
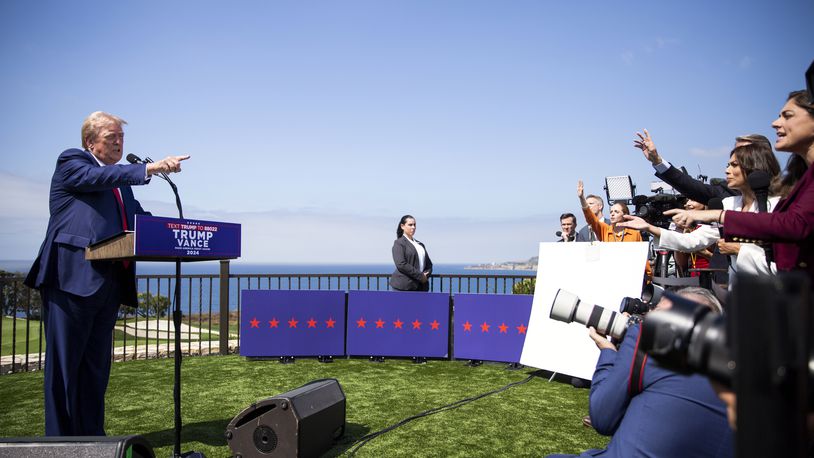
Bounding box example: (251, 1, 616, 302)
(2, 260, 536, 314)
(1, 260, 535, 277)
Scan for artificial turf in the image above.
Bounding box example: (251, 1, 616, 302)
(0, 355, 609, 456)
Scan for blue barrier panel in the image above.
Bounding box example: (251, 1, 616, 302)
(240, 290, 346, 357)
(347, 291, 449, 358)
(453, 294, 532, 363)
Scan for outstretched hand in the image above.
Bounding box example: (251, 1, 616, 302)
(577, 180, 585, 199)
(633, 129, 662, 165)
(663, 208, 721, 229)
(663, 209, 693, 229)
(616, 214, 649, 231)
(147, 155, 191, 176)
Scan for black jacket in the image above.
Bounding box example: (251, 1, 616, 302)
(389, 236, 433, 291)
(656, 165, 738, 205)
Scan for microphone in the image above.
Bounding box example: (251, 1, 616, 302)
(747, 171, 774, 264)
(128, 153, 184, 219)
(556, 231, 575, 242)
(126, 153, 145, 164)
(747, 171, 771, 213)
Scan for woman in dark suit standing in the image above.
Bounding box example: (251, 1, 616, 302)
(390, 215, 433, 291)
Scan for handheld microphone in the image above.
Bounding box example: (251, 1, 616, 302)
(747, 171, 771, 213)
(556, 231, 576, 242)
(746, 171, 773, 264)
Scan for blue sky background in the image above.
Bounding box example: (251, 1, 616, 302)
(1, 1, 812, 264)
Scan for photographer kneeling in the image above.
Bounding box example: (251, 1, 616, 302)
(547, 288, 733, 458)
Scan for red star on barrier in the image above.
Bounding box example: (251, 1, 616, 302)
(412, 319, 422, 330)
(517, 323, 527, 334)
(250, 318, 259, 328)
(268, 318, 279, 328)
(326, 317, 336, 328)
(373, 319, 383, 328)
(288, 317, 299, 328)
(430, 320, 440, 330)
(480, 322, 490, 333)
(356, 317, 367, 328)
(307, 318, 317, 328)
(463, 321, 472, 332)
(393, 319, 404, 329)
(498, 323, 508, 334)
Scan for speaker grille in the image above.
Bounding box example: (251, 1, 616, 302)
(253, 425, 278, 453)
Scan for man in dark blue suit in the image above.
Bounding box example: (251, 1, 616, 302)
(547, 288, 733, 458)
(25, 111, 189, 436)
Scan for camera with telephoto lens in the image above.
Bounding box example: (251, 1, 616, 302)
(632, 193, 685, 229)
(638, 291, 731, 384)
(550, 289, 654, 340)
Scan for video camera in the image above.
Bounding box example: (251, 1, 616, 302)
(639, 273, 812, 457)
(632, 193, 685, 229)
(549, 289, 658, 340)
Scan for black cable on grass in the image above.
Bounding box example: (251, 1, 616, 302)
(347, 372, 540, 456)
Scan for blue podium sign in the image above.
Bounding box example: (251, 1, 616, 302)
(240, 290, 346, 357)
(134, 215, 240, 259)
(453, 294, 532, 363)
(346, 291, 449, 358)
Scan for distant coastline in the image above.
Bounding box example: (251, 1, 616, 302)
(465, 256, 538, 271)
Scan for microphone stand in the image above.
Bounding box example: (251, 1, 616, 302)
(146, 158, 201, 458)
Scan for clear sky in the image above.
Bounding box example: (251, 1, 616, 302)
(1, 1, 812, 264)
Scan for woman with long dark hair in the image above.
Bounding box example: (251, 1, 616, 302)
(389, 215, 433, 291)
(666, 90, 814, 284)
(620, 143, 782, 280)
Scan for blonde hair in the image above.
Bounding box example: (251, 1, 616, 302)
(81, 111, 127, 149)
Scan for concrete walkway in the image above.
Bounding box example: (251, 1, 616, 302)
(1, 339, 240, 375)
(115, 318, 221, 340)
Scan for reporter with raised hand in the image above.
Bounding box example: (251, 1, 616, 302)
(665, 90, 814, 284)
(633, 129, 773, 205)
(577, 180, 652, 280)
(620, 143, 782, 280)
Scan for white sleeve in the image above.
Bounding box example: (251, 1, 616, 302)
(655, 225, 719, 252)
(735, 243, 775, 276)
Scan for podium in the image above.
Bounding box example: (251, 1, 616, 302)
(87, 214, 241, 458)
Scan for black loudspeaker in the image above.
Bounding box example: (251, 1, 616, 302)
(0, 435, 155, 457)
(226, 378, 346, 458)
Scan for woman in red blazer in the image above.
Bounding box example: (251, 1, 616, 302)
(666, 90, 814, 283)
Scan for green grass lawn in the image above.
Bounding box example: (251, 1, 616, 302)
(0, 356, 608, 456)
(1, 316, 43, 356)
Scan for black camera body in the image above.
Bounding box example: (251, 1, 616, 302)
(619, 297, 655, 316)
(633, 193, 686, 228)
(639, 273, 812, 457)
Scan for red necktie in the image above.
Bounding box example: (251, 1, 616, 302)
(112, 188, 131, 268)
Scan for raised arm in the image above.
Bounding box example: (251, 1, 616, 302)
(579, 180, 608, 240)
(633, 129, 664, 166)
(634, 129, 735, 204)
